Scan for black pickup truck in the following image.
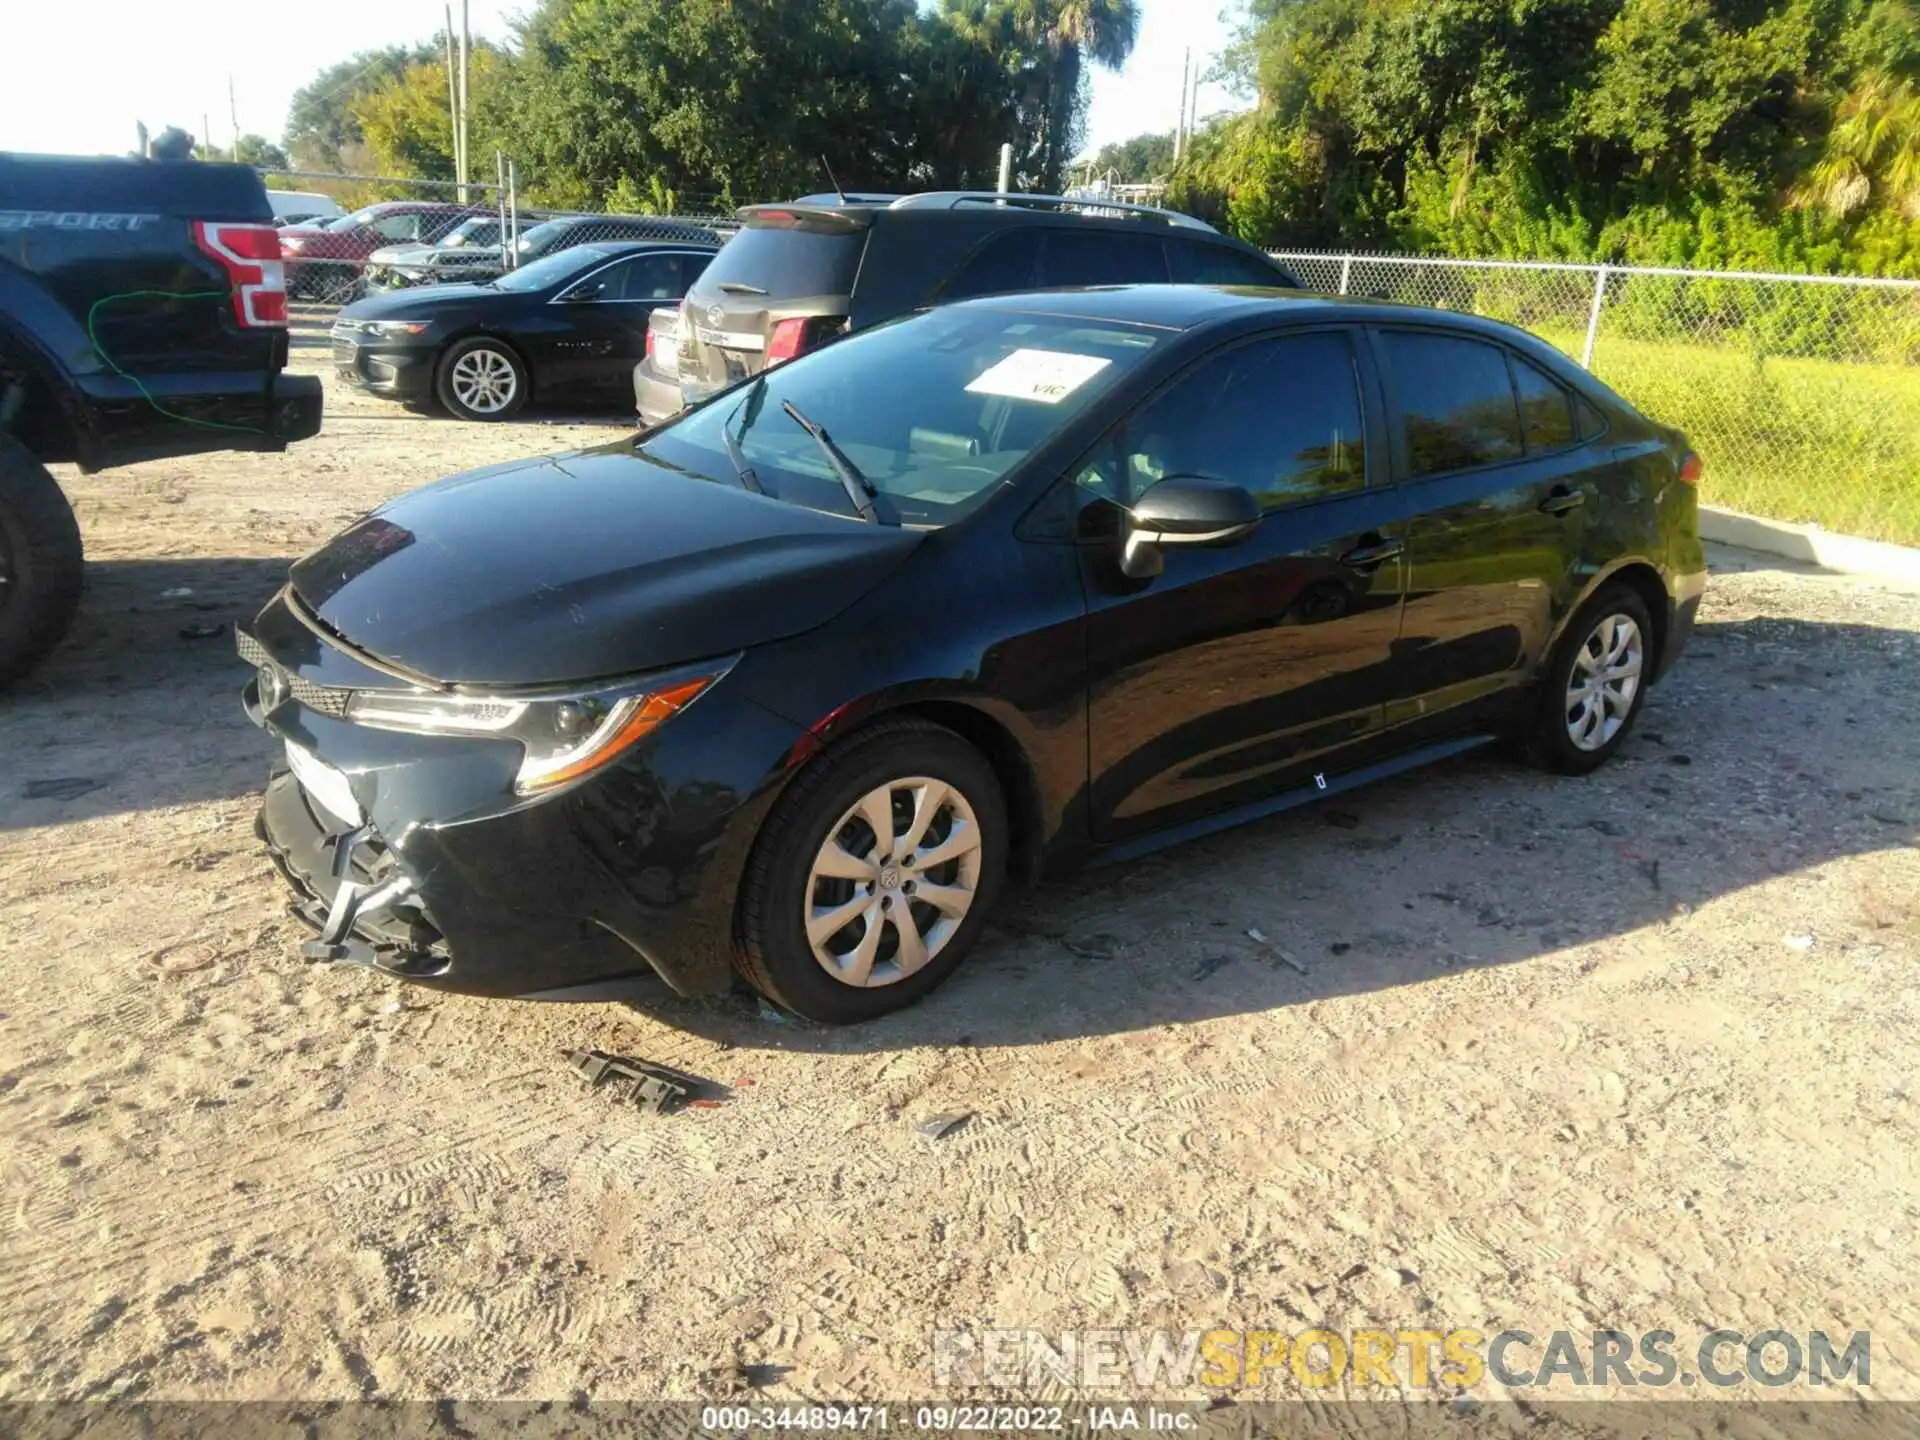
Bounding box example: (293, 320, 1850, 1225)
(0, 152, 323, 686)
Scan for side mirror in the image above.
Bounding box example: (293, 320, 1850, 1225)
(559, 281, 605, 303)
(1121, 475, 1261, 578)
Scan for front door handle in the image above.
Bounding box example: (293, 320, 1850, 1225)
(1340, 536, 1405, 570)
(1539, 486, 1587, 516)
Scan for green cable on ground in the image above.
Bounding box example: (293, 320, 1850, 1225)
(85, 290, 269, 435)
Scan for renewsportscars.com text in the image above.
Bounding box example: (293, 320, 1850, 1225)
(931, 1327, 1871, 1392)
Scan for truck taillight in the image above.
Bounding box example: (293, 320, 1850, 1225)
(1678, 451, 1703, 485)
(193, 222, 288, 328)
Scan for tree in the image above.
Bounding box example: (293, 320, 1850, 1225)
(350, 47, 507, 181)
(286, 43, 440, 168)
(1086, 130, 1175, 183)
(508, 0, 959, 205)
(1008, 0, 1142, 190)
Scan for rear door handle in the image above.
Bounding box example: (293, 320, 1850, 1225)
(1340, 537, 1405, 570)
(1539, 487, 1587, 516)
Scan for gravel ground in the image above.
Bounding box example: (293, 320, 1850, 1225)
(1, 345, 1916, 1408)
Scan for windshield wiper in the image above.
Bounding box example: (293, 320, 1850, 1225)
(722, 392, 766, 495)
(717, 281, 769, 296)
(782, 400, 884, 525)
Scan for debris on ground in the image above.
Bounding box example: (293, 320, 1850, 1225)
(1785, 934, 1816, 951)
(177, 622, 226, 641)
(1246, 927, 1309, 974)
(1192, 954, 1232, 981)
(146, 942, 217, 976)
(756, 999, 792, 1025)
(1323, 808, 1362, 829)
(23, 777, 104, 802)
(1062, 932, 1121, 959)
(563, 1049, 702, 1114)
(159, 586, 194, 599)
(914, 1112, 972, 1140)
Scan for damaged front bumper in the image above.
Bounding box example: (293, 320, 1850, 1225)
(237, 591, 806, 1000)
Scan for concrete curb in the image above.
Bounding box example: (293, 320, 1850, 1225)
(1700, 506, 1920, 584)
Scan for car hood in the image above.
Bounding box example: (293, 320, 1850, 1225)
(338, 283, 504, 322)
(287, 446, 925, 686)
(368, 242, 436, 265)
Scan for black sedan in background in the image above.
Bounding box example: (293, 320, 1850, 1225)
(330, 240, 718, 420)
(245, 285, 1707, 1024)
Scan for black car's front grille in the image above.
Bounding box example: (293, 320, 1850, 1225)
(236, 628, 354, 718)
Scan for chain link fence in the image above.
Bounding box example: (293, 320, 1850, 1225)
(1273, 251, 1920, 547)
(266, 166, 739, 310)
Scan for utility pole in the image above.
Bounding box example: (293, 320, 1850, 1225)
(202, 114, 211, 154)
(444, 5, 462, 192)
(228, 74, 240, 160)
(1174, 47, 1191, 162)
(1188, 52, 1201, 143)
(136, 121, 149, 158)
(457, 0, 472, 203)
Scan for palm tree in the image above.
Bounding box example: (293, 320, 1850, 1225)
(1800, 69, 1920, 219)
(1009, 0, 1143, 190)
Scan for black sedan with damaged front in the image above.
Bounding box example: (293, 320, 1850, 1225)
(242, 285, 1707, 1024)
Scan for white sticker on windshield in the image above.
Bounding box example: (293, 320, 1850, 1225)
(965, 348, 1112, 405)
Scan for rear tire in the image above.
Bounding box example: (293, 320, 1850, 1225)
(435, 337, 528, 422)
(1521, 582, 1654, 775)
(0, 435, 84, 690)
(736, 719, 1008, 1024)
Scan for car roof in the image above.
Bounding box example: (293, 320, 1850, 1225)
(565, 238, 721, 259)
(949, 283, 1551, 342)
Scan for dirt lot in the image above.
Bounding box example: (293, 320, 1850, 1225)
(2, 343, 1917, 1408)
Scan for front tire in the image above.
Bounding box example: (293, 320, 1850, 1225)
(0, 435, 84, 690)
(1522, 582, 1655, 775)
(736, 719, 1008, 1024)
(435, 337, 528, 421)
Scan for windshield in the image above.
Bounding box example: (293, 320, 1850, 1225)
(438, 217, 499, 248)
(691, 223, 866, 302)
(328, 211, 372, 231)
(640, 307, 1161, 526)
(516, 218, 576, 254)
(488, 245, 613, 293)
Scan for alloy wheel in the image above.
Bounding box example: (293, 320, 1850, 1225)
(449, 347, 518, 414)
(1565, 612, 1643, 751)
(804, 776, 983, 988)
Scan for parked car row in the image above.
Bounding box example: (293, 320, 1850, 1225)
(326, 190, 1306, 426)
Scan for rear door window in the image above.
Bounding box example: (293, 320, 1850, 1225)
(1379, 331, 1524, 477)
(942, 230, 1043, 300)
(695, 223, 867, 301)
(1510, 354, 1577, 453)
(1167, 242, 1287, 286)
(1035, 229, 1171, 287)
(601, 252, 692, 301)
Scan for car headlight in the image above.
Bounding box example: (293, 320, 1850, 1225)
(345, 672, 720, 794)
(360, 320, 430, 339)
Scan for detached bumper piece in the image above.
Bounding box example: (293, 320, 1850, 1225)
(257, 765, 451, 978)
(565, 1049, 697, 1114)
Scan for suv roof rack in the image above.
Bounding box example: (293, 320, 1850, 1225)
(887, 191, 1216, 232)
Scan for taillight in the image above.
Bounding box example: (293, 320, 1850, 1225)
(644, 327, 658, 363)
(193, 221, 288, 327)
(768, 316, 840, 366)
(1678, 451, 1703, 485)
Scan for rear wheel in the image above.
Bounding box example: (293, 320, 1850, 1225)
(0, 435, 84, 690)
(435, 338, 528, 421)
(1521, 582, 1654, 775)
(736, 719, 1008, 1024)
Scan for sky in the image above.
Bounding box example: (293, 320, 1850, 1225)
(0, 0, 1247, 170)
